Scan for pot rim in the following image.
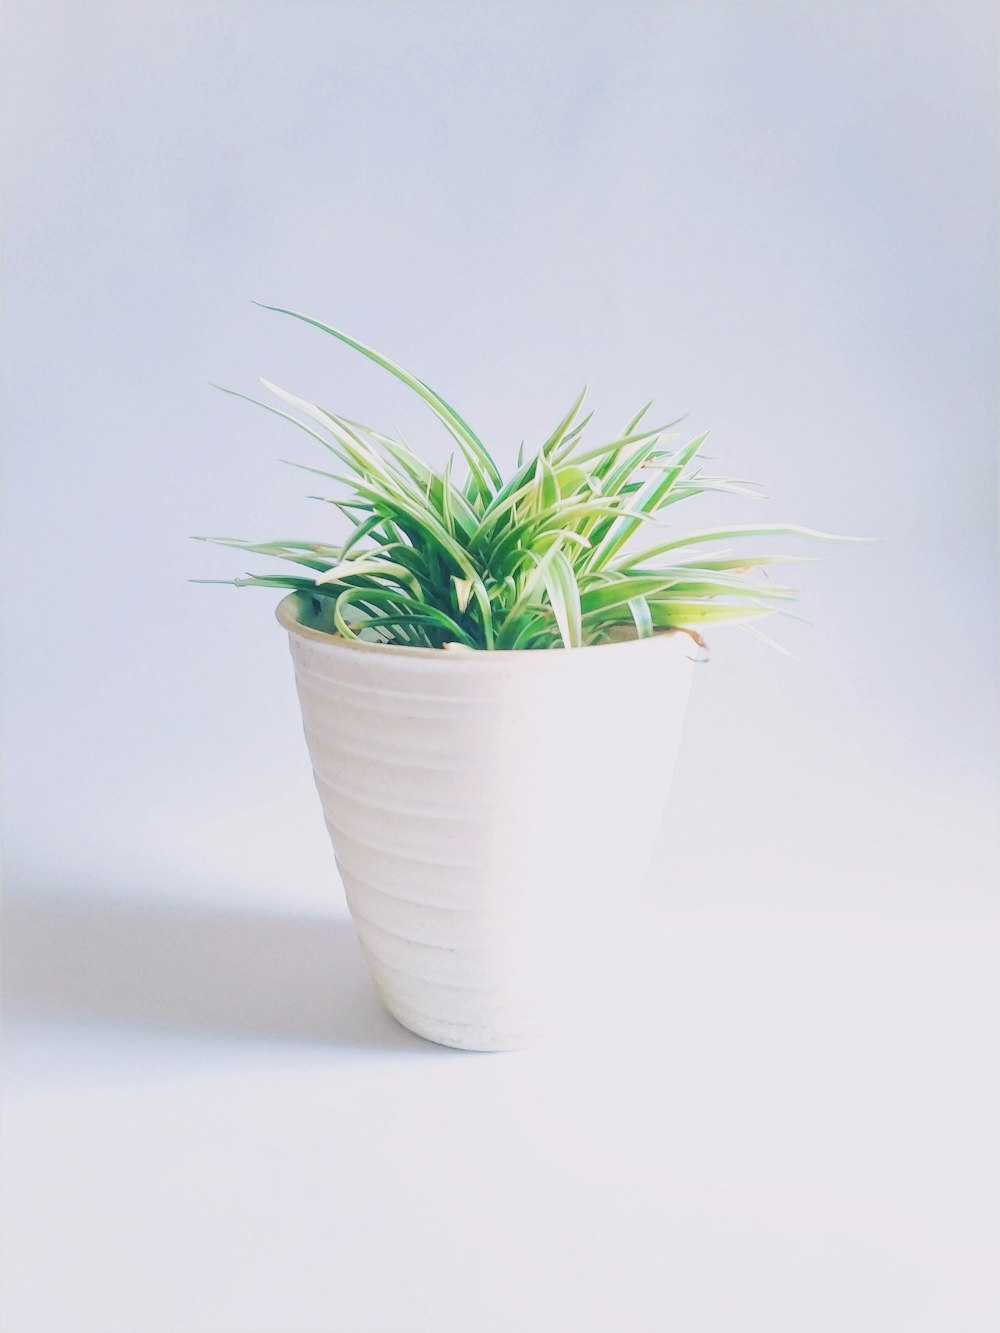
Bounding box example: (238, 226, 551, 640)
(276, 592, 693, 661)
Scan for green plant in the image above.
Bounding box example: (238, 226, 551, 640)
(197, 304, 858, 651)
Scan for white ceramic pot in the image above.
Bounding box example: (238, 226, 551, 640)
(278, 593, 695, 1051)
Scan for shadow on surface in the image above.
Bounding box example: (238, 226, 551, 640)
(3, 890, 433, 1052)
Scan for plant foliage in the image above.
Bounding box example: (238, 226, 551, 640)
(197, 305, 859, 651)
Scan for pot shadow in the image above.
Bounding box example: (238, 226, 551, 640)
(3, 888, 439, 1053)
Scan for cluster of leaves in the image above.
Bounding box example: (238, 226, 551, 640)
(198, 304, 852, 651)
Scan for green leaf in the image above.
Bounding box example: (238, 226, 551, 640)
(253, 303, 502, 494)
(634, 524, 873, 560)
(540, 549, 583, 649)
(452, 576, 474, 613)
(210, 382, 341, 457)
(647, 600, 775, 627)
(585, 432, 710, 571)
(314, 558, 422, 596)
(627, 595, 653, 639)
(540, 387, 587, 457)
(332, 586, 478, 647)
(579, 574, 685, 616)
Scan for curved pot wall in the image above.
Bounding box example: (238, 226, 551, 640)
(279, 594, 695, 1051)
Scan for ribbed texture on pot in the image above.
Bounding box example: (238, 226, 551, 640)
(280, 596, 695, 1051)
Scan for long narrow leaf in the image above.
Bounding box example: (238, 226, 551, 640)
(253, 303, 502, 492)
(541, 549, 582, 648)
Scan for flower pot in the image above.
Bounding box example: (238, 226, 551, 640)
(277, 592, 695, 1051)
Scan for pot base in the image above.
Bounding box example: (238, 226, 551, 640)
(380, 996, 541, 1053)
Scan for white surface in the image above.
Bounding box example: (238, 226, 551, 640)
(2, 1, 998, 1330)
(4, 845, 997, 1333)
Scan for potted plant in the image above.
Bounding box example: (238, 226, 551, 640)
(198, 304, 858, 1051)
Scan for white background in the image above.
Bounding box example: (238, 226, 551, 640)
(2, 3, 997, 1330)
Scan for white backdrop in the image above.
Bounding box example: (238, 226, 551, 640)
(2, 3, 997, 1331)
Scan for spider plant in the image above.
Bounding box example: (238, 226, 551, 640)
(197, 304, 858, 651)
